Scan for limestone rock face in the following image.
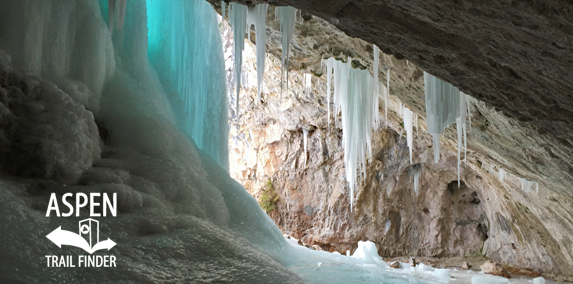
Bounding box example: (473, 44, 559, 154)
(481, 260, 511, 279)
(220, 8, 573, 280)
(216, 0, 573, 167)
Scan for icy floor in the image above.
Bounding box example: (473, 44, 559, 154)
(283, 236, 561, 284)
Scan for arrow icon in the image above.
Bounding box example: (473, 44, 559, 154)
(46, 226, 116, 254)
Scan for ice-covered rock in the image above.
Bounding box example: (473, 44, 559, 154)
(0, 61, 101, 184)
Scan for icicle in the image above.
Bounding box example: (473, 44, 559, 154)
(304, 73, 312, 97)
(221, 1, 226, 21)
(328, 57, 378, 211)
(410, 164, 422, 196)
(325, 58, 333, 129)
(384, 219, 391, 233)
(499, 168, 506, 182)
(108, 0, 116, 35)
(116, 0, 127, 31)
(403, 106, 414, 164)
(303, 129, 308, 165)
(274, 7, 279, 22)
(463, 120, 467, 161)
(456, 117, 462, 186)
(247, 4, 269, 103)
(432, 134, 440, 163)
(424, 72, 468, 165)
(385, 70, 390, 128)
(518, 178, 537, 193)
(229, 3, 248, 117)
(373, 45, 380, 128)
(456, 93, 467, 186)
(107, 0, 126, 35)
(277, 6, 297, 90)
(465, 93, 472, 131)
(415, 113, 419, 135)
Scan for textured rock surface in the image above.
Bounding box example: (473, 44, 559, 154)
(220, 7, 573, 280)
(217, 0, 573, 164)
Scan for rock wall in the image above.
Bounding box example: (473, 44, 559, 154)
(221, 9, 573, 280)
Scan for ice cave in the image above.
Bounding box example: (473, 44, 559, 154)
(0, 0, 572, 283)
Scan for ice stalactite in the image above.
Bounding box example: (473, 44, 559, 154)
(414, 113, 419, 135)
(246, 4, 269, 103)
(303, 128, 308, 165)
(304, 73, 312, 97)
(465, 92, 472, 131)
(386, 70, 390, 128)
(221, 1, 226, 21)
(324, 58, 333, 129)
(456, 93, 467, 186)
(108, 0, 127, 36)
(519, 178, 538, 193)
(327, 58, 379, 211)
(403, 106, 414, 164)
(424, 71, 470, 185)
(373, 45, 380, 128)
(410, 164, 422, 196)
(276, 6, 298, 91)
(229, 3, 248, 116)
(499, 168, 506, 182)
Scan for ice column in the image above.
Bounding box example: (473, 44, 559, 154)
(229, 3, 248, 116)
(277, 6, 298, 90)
(146, 0, 229, 170)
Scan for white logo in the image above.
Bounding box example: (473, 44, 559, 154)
(46, 218, 116, 254)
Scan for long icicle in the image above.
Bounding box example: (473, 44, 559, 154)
(373, 45, 380, 128)
(221, 1, 226, 21)
(248, 4, 269, 103)
(386, 70, 390, 128)
(277, 6, 297, 91)
(229, 3, 248, 117)
(325, 58, 333, 130)
(403, 106, 414, 164)
(329, 58, 378, 212)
